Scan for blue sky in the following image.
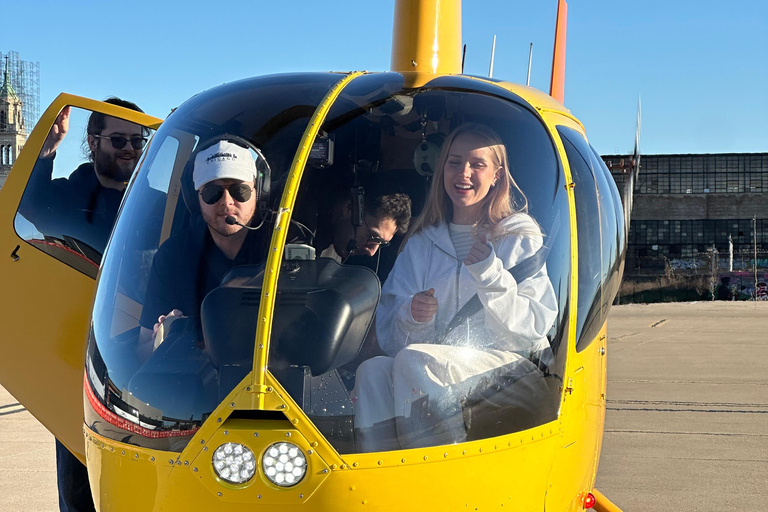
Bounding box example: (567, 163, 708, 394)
(3, 0, 767, 155)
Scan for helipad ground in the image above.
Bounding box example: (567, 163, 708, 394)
(1, 301, 766, 511)
(596, 301, 768, 511)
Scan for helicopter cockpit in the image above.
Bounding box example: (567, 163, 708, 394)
(81, 72, 575, 456)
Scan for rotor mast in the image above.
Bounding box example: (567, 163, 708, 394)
(390, 0, 463, 75)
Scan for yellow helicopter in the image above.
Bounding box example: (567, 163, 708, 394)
(0, 0, 629, 510)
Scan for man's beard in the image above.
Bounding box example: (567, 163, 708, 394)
(93, 148, 136, 182)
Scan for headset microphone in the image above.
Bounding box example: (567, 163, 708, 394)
(346, 238, 358, 255)
(225, 216, 263, 230)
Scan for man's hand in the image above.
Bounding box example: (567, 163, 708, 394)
(152, 309, 184, 348)
(40, 106, 70, 159)
(464, 233, 492, 266)
(411, 289, 438, 323)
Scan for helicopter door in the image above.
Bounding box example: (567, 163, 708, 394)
(0, 93, 161, 461)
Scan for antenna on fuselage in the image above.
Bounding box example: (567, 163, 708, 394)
(462, 44, 467, 74)
(488, 35, 497, 78)
(526, 43, 533, 86)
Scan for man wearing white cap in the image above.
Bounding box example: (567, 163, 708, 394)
(137, 139, 271, 359)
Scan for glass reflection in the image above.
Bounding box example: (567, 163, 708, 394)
(15, 102, 153, 277)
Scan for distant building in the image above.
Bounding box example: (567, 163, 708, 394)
(605, 153, 768, 301)
(0, 58, 27, 189)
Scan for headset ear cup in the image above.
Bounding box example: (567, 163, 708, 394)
(180, 159, 200, 216)
(350, 185, 365, 227)
(258, 161, 271, 217)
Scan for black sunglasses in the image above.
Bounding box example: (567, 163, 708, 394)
(199, 183, 254, 205)
(93, 134, 148, 150)
(364, 219, 391, 247)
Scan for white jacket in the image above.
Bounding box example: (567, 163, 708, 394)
(376, 213, 558, 357)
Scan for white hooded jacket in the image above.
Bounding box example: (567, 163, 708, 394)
(376, 213, 558, 357)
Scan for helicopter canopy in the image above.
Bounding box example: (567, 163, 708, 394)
(82, 72, 577, 454)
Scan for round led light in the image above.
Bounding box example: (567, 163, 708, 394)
(262, 442, 307, 487)
(212, 443, 256, 484)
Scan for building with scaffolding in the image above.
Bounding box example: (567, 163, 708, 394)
(0, 55, 28, 189)
(0, 51, 40, 132)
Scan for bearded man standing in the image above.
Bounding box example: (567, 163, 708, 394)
(20, 97, 148, 261)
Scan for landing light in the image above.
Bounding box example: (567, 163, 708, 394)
(262, 442, 307, 487)
(212, 443, 256, 484)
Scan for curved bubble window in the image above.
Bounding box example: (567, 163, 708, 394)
(84, 72, 573, 455)
(271, 74, 570, 453)
(85, 73, 345, 452)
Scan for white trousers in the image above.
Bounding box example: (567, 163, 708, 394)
(352, 344, 526, 452)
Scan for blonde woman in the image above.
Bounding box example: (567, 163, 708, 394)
(353, 123, 558, 452)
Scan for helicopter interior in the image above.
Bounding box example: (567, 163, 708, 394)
(80, 73, 572, 454)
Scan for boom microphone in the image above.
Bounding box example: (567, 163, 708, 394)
(225, 216, 261, 230)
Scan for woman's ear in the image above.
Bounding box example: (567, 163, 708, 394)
(493, 166, 504, 186)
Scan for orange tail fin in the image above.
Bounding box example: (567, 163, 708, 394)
(549, 0, 568, 104)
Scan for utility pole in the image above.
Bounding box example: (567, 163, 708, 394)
(754, 215, 758, 296)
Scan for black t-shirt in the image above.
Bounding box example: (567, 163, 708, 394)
(139, 223, 270, 330)
(18, 158, 124, 260)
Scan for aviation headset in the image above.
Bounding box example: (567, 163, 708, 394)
(180, 134, 272, 221)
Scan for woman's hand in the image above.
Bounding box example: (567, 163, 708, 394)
(411, 289, 438, 323)
(464, 233, 492, 266)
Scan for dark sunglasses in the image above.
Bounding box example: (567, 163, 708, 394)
(199, 183, 254, 205)
(93, 134, 148, 150)
(364, 219, 391, 247)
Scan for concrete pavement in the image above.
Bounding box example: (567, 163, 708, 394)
(596, 301, 768, 512)
(0, 384, 57, 512)
(1, 301, 766, 511)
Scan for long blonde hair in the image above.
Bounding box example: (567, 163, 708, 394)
(403, 123, 537, 249)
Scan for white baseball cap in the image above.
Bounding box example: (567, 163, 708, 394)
(193, 140, 258, 190)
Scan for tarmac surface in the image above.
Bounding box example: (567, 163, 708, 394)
(1, 301, 766, 511)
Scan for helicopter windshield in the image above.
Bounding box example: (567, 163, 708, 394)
(85, 73, 570, 454)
